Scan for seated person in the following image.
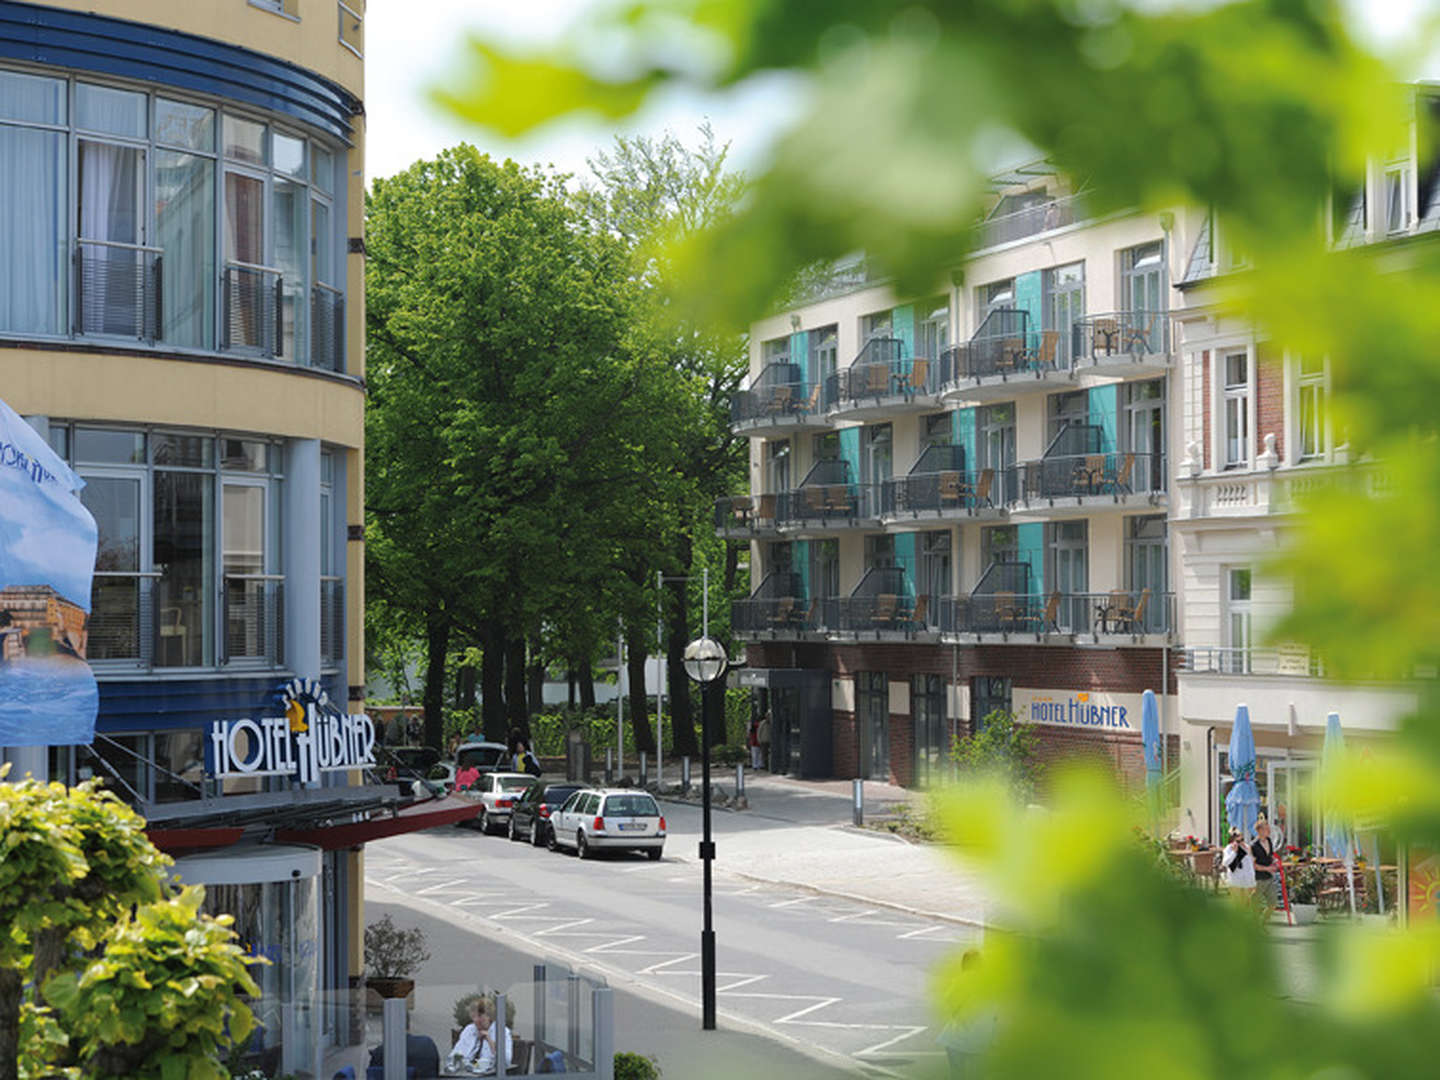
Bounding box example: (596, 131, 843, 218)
(448, 996, 513, 1075)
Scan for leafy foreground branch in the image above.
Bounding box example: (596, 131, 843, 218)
(0, 770, 259, 1080)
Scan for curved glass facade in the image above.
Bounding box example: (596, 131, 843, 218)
(0, 64, 347, 371)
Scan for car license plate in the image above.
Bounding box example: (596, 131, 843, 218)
(618, 823, 644, 831)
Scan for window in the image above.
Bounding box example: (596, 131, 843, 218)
(1048, 390, 1088, 442)
(810, 539, 839, 599)
(1223, 351, 1250, 468)
(251, 0, 300, 15)
(1385, 164, 1410, 234)
(767, 541, 792, 577)
(812, 431, 839, 462)
(912, 675, 947, 788)
(917, 297, 949, 359)
(0, 71, 67, 335)
(864, 534, 895, 570)
(765, 439, 791, 493)
(1297, 354, 1328, 461)
(1124, 380, 1166, 490)
(978, 403, 1015, 473)
(856, 672, 889, 780)
(1125, 516, 1167, 632)
(921, 413, 952, 454)
(981, 525, 1017, 567)
(919, 531, 950, 602)
(320, 449, 342, 668)
(762, 336, 789, 366)
(971, 676, 1011, 732)
(862, 424, 892, 484)
(1046, 521, 1088, 624)
(1121, 241, 1167, 352)
(338, 1, 364, 57)
(1043, 262, 1084, 367)
(1225, 568, 1253, 671)
(810, 325, 838, 383)
(978, 279, 1015, 320)
(861, 310, 892, 342)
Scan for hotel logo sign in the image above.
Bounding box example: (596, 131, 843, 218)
(1013, 688, 1145, 731)
(208, 678, 377, 784)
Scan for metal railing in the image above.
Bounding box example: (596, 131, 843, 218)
(1016, 451, 1165, 502)
(89, 571, 161, 666)
(729, 375, 819, 424)
(223, 261, 284, 357)
(942, 308, 1051, 383)
(73, 240, 162, 341)
(1071, 310, 1170, 365)
(774, 482, 880, 526)
(975, 192, 1085, 249)
(222, 574, 285, 665)
(1178, 645, 1326, 677)
(882, 466, 1012, 516)
(321, 575, 344, 668)
(732, 595, 817, 635)
(940, 590, 1172, 636)
(825, 337, 936, 410)
(714, 493, 781, 532)
(310, 282, 344, 371)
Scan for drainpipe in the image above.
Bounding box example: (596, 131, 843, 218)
(1205, 725, 1215, 843)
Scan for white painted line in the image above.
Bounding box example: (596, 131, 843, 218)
(767, 895, 819, 909)
(531, 918, 593, 936)
(854, 1026, 930, 1056)
(826, 909, 879, 924)
(771, 997, 843, 1023)
(896, 925, 945, 940)
(413, 878, 468, 895)
(636, 953, 698, 975)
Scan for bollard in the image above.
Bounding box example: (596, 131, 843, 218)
(604, 747, 614, 786)
(639, 751, 648, 787)
(681, 755, 691, 794)
(735, 762, 745, 799)
(853, 778, 864, 827)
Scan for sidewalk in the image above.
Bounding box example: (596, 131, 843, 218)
(645, 763, 994, 929)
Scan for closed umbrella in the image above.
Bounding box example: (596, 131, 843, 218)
(1141, 690, 1162, 828)
(1225, 704, 1260, 842)
(1321, 711, 1358, 914)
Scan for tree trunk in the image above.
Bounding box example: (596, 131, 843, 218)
(578, 657, 596, 710)
(422, 608, 449, 751)
(724, 538, 740, 596)
(31, 927, 66, 991)
(666, 569, 697, 757)
(567, 668, 577, 709)
(505, 633, 530, 738)
(0, 966, 19, 1080)
(456, 661, 477, 713)
(626, 622, 654, 754)
(481, 620, 508, 742)
(527, 643, 545, 716)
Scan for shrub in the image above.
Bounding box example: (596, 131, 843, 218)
(711, 744, 745, 766)
(363, 914, 430, 979)
(951, 709, 1042, 804)
(614, 1051, 661, 1080)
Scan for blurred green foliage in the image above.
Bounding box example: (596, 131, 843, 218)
(951, 709, 1042, 805)
(440, 0, 1440, 1074)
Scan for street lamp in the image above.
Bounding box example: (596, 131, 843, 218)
(682, 634, 727, 1031)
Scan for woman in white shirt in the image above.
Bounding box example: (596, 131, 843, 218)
(448, 997, 513, 1074)
(1221, 828, 1255, 890)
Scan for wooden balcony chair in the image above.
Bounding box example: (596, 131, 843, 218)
(729, 496, 754, 526)
(938, 470, 963, 507)
(1074, 454, 1106, 495)
(872, 593, 898, 628)
(998, 338, 1025, 372)
(993, 591, 1023, 631)
(1130, 587, 1152, 632)
(824, 484, 855, 514)
(1100, 589, 1132, 633)
(865, 364, 891, 396)
(907, 593, 930, 632)
(1108, 452, 1136, 494)
(972, 467, 995, 507)
(897, 358, 930, 395)
(1036, 590, 1061, 633)
(1090, 316, 1120, 357)
(767, 385, 793, 415)
(1025, 330, 1060, 372)
(768, 597, 796, 627)
(796, 597, 820, 629)
(1121, 313, 1159, 354)
(755, 493, 778, 523)
(799, 382, 822, 416)
(802, 485, 828, 517)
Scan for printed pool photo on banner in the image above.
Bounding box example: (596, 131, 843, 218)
(0, 398, 98, 747)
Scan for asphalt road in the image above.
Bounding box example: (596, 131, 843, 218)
(365, 797, 977, 1078)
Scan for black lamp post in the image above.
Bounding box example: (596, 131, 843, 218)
(682, 634, 727, 1031)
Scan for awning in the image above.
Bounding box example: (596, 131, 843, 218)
(146, 826, 245, 854)
(274, 794, 480, 850)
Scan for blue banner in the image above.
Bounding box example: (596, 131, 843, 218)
(0, 399, 98, 746)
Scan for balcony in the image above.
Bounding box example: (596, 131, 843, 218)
(73, 241, 162, 342)
(310, 283, 345, 372)
(1071, 310, 1170, 376)
(730, 360, 829, 436)
(732, 572, 823, 640)
(880, 444, 1008, 523)
(831, 567, 935, 639)
(223, 261, 284, 358)
(825, 337, 942, 421)
(88, 571, 160, 669)
(774, 460, 880, 535)
(1178, 646, 1324, 677)
(714, 493, 783, 539)
(939, 574, 1173, 641)
(975, 191, 1085, 251)
(321, 575, 344, 668)
(1009, 422, 1165, 517)
(222, 575, 285, 666)
(941, 309, 1072, 403)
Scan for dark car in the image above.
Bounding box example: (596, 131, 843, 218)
(508, 781, 591, 847)
(376, 745, 442, 796)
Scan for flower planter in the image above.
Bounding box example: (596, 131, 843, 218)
(367, 977, 415, 999)
(1290, 902, 1318, 925)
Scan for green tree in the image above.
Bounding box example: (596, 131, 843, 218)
(951, 709, 1041, 805)
(438, 1, 1440, 1074)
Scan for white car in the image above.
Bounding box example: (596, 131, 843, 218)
(467, 771, 538, 835)
(548, 789, 666, 860)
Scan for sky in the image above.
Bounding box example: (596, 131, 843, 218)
(364, 0, 1438, 186)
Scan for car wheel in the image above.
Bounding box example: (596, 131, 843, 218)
(577, 831, 591, 860)
(532, 822, 547, 848)
(546, 825, 559, 852)
(478, 808, 489, 834)
(646, 846, 663, 861)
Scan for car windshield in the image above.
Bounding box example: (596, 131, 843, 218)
(544, 787, 582, 805)
(391, 748, 439, 771)
(499, 776, 535, 793)
(603, 795, 659, 817)
(457, 746, 506, 770)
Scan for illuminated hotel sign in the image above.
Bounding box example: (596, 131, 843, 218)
(1012, 688, 1147, 731)
(208, 678, 376, 784)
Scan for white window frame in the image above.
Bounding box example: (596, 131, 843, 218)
(1287, 352, 1331, 464)
(1384, 162, 1411, 235)
(1218, 347, 1252, 471)
(1224, 566, 1253, 672)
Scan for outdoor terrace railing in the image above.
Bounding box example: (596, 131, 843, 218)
(1071, 309, 1170, 364)
(222, 574, 285, 666)
(88, 571, 161, 667)
(320, 575, 344, 668)
(774, 482, 880, 525)
(714, 493, 780, 532)
(310, 282, 345, 372)
(832, 591, 934, 634)
(732, 595, 820, 634)
(1178, 645, 1326, 677)
(942, 309, 1062, 383)
(940, 589, 1172, 636)
(825, 336, 932, 411)
(1017, 451, 1165, 502)
(222, 261, 284, 357)
(975, 192, 1085, 249)
(882, 466, 1015, 517)
(730, 361, 818, 424)
(74, 240, 162, 341)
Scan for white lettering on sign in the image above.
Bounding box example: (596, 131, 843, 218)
(1012, 688, 1152, 732)
(210, 711, 376, 781)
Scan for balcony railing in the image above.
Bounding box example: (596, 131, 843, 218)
(1178, 645, 1325, 677)
(223, 261, 284, 357)
(1017, 451, 1166, 503)
(975, 192, 1085, 250)
(732, 595, 820, 635)
(940, 590, 1172, 636)
(222, 574, 285, 666)
(715, 493, 781, 533)
(883, 466, 1011, 517)
(775, 482, 880, 526)
(310, 283, 345, 372)
(321, 575, 344, 668)
(1071, 310, 1169, 365)
(730, 361, 821, 425)
(826, 337, 936, 410)
(942, 308, 1059, 383)
(89, 571, 161, 667)
(74, 240, 162, 341)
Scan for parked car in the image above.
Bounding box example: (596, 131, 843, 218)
(378, 746, 442, 796)
(464, 771, 538, 834)
(548, 789, 666, 860)
(419, 739, 511, 797)
(508, 781, 592, 848)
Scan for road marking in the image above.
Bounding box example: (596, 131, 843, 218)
(767, 895, 819, 909)
(413, 878, 468, 895)
(896, 924, 946, 940)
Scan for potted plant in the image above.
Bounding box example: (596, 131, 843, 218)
(364, 914, 431, 1000)
(1283, 861, 1327, 925)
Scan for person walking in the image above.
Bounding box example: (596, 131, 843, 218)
(1251, 816, 1280, 908)
(757, 710, 772, 772)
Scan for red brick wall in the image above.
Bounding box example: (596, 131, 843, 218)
(1032, 726, 1145, 793)
(1201, 349, 1211, 470)
(889, 712, 913, 787)
(833, 710, 858, 778)
(1256, 343, 1284, 460)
